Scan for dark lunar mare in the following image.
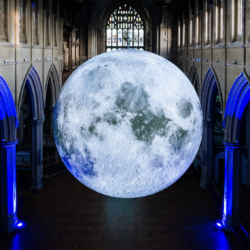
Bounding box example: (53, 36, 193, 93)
(53, 102, 96, 178)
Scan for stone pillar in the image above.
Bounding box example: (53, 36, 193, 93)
(49, 106, 54, 136)
(68, 38, 72, 70)
(246, 105, 250, 189)
(88, 24, 98, 59)
(17, 109, 24, 152)
(72, 42, 76, 69)
(76, 44, 79, 66)
(222, 141, 242, 231)
(30, 119, 44, 190)
(200, 120, 214, 189)
(0, 140, 18, 233)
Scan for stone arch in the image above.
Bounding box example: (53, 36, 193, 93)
(201, 68, 223, 121)
(45, 64, 60, 106)
(224, 72, 250, 143)
(199, 68, 224, 190)
(0, 76, 18, 141)
(222, 71, 250, 231)
(0, 75, 18, 233)
(17, 66, 44, 190)
(161, 9, 174, 27)
(188, 64, 200, 96)
(18, 66, 44, 120)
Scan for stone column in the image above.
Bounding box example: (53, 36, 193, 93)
(246, 104, 250, 189)
(76, 44, 79, 67)
(17, 108, 24, 152)
(222, 141, 242, 231)
(49, 106, 54, 136)
(88, 24, 98, 59)
(30, 119, 44, 190)
(200, 120, 214, 189)
(0, 140, 18, 233)
(72, 42, 76, 69)
(68, 37, 72, 70)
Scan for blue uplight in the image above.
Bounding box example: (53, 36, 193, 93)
(17, 222, 23, 228)
(216, 222, 222, 227)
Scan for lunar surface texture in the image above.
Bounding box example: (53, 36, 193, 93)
(53, 49, 203, 198)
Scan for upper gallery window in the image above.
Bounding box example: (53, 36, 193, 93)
(232, 0, 243, 40)
(196, 16, 199, 46)
(215, 1, 223, 43)
(237, 0, 242, 36)
(32, 2, 38, 45)
(106, 4, 144, 51)
(189, 19, 192, 47)
(19, 0, 27, 43)
(205, 11, 208, 44)
(183, 22, 185, 47)
(45, 6, 50, 46)
(220, 5, 223, 39)
(54, 15, 57, 47)
(0, 0, 7, 41)
(178, 23, 181, 48)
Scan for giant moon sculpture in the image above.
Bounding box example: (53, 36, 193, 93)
(53, 49, 203, 198)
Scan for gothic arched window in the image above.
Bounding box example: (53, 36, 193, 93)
(106, 4, 144, 51)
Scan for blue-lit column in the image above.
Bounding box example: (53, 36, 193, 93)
(200, 120, 214, 189)
(0, 140, 18, 233)
(222, 141, 242, 231)
(30, 119, 44, 190)
(246, 105, 250, 189)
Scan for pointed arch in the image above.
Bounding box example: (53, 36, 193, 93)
(45, 64, 60, 106)
(91, 0, 158, 26)
(188, 64, 200, 96)
(0, 76, 18, 141)
(162, 9, 174, 27)
(224, 72, 250, 142)
(201, 68, 223, 121)
(18, 66, 44, 120)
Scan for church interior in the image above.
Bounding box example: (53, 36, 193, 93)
(0, 0, 250, 249)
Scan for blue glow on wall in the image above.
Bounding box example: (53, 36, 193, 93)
(0, 75, 18, 232)
(223, 71, 250, 230)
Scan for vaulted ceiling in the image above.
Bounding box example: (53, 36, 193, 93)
(56, 0, 209, 23)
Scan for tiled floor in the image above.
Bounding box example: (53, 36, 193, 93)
(1, 172, 240, 250)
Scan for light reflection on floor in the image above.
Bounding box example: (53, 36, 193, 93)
(0, 172, 239, 250)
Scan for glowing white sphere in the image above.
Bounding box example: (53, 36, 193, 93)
(53, 49, 203, 198)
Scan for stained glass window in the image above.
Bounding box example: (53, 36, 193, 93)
(106, 4, 144, 51)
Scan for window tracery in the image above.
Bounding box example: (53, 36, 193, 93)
(106, 4, 144, 51)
